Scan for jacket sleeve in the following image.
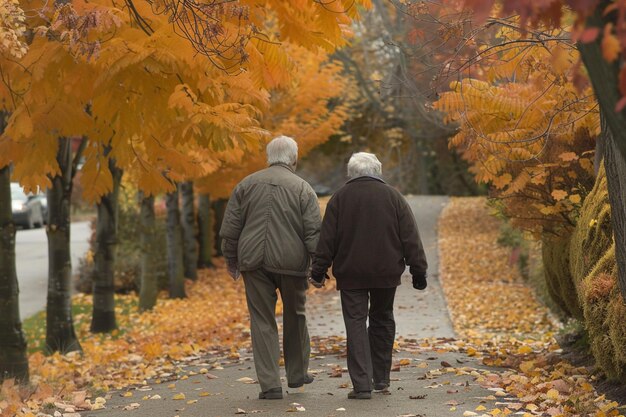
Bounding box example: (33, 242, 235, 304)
(219, 185, 243, 260)
(398, 196, 428, 277)
(301, 184, 322, 257)
(311, 196, 337, 280)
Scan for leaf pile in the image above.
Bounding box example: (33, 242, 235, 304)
(1, 258, 252, 417)
(438, 197, 624, 417)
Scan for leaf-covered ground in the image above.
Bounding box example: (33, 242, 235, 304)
(438, 197, 623, 417)
(2, 196, 626, 417)
(1, 259, 255, 417)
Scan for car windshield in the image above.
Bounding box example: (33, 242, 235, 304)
(10, 184, 28, 202)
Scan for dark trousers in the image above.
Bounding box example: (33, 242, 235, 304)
(340, 287, 397, 392)
(243, 269, 311, 392)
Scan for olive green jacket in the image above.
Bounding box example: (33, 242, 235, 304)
(219, 163, 321, 277)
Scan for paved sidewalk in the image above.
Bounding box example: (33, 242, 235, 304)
(307, 196, 454, 340)
(83, 196, 501, 417)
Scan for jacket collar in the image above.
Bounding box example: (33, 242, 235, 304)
(346, 175, 386, 184)
(270, 162, 296, 173)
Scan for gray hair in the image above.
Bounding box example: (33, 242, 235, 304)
(347, 152, 382, 178)
(267, 135, 298, 166)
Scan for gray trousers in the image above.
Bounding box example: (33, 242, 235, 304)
(340, 287, 397, 392)
(243, 269, 311, 392)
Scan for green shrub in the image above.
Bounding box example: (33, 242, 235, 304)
(75, 193, 168, 294)
(542, 234, 583, 319)
(569, 164, 626, 380)
(569, 166, 613, 289)
(526, 241, 568, 318)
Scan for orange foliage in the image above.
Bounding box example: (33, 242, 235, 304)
(583, 272, 616, 303)
(457, 0, 626, 112)
(0, 0, 369, 200)
(0, 0, 27, 58)
(434, 26, 599, 235)
(438, 197, 623, 417)
(0, 261, 251, 416)
(196, 45, 353, 198)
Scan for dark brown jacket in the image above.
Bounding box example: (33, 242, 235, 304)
(311, 176, 427, 290)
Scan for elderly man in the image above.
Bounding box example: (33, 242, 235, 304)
(220, 136, 321, 400)
(310, 152, 428, 400)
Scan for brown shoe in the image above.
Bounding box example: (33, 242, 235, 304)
(348, 390, 372, 399)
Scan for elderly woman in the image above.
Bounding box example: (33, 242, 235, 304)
(310, 152, 428, 400)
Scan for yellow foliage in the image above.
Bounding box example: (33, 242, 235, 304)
(434, 26, 598, 236)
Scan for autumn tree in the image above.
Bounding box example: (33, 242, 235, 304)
(90, 148, 122, 333)
(434, 26, 598, 236)
(0, 1, 372, 358)
(0, 117, 28, 383)
(453, 0, 626, 302)
(180, 181, 198, 281)
(0, 163, 29, 383)
(138, 192, 158, 310)
(197, 43, 354, 201)
(196, 193, 214, 269)
(0, 0, 29, 381)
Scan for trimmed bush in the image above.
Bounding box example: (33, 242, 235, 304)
(569, 164, 626, 380)
(570, 165, 614, 289)
(542, 234, 583, 319)
(496, 223, 567, 317)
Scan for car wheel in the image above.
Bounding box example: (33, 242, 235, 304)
(26, 213, 34, 229)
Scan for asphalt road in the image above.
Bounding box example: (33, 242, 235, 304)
(16, 221, 92, 319)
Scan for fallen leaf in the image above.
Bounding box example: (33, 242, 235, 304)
(122, 403, 141, 411)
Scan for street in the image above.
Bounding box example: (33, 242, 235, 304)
(16, 221, 92, 319)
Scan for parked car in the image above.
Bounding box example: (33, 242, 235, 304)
(11, 182, 45, 229)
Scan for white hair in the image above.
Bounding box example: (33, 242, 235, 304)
(347, 152, 382, 178)
(267, 135, 298, 166)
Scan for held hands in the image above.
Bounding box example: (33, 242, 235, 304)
(307, 267, 328, 289)
(412, 273, 427, 290)
(308, 275, 326, 288)
(226, 258, 241, 281)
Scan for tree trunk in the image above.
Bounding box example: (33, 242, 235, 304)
(180, 181, 198, 280)
(46, 137, 82, 354)
(579, 4, 626, 299)
(90, 154, 122, 333)
(595, 131, 605, 177)
(212, 198, 227, 257)
(0, 164, 29, 383)
(166, 186, 186, 298)
(601, 110, 626, 301)
(578, 4, 626, 164)
(197, 193, 214, 269)
(138, 192, 158, 311)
